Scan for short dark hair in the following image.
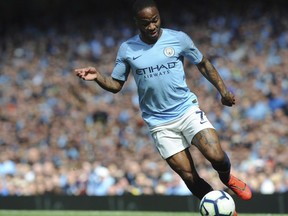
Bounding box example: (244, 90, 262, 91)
(132, 0, 158, 17)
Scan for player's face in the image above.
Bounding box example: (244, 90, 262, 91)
(135, 6, 162, 44)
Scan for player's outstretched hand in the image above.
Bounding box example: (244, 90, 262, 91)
(221, 91, 235, 107)
(75, 67, 98, 81)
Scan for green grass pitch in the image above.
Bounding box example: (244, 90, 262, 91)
(0, 211, 287, 216)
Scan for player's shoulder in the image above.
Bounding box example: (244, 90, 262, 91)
(118, 35, 140, 50)
(163, 28, 187, 36)
(122, 35, 140, 46)
(162, 28, 189, 40)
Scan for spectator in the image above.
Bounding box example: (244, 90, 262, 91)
(0, 0, 287, 196)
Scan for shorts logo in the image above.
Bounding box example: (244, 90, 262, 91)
(196, 110, 208, 124)
(164, 47, 175, 57)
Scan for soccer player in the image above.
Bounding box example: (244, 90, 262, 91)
(75, 0, 252, 202)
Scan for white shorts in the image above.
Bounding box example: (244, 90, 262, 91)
(150, 106, 215, 159)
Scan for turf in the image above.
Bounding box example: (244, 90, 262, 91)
(0, 211, 287, 216)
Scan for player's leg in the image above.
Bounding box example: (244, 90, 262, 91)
(192, 128, 230, 183)
(150, 115, 213, 200)
(192, 128, 252, 200)
(165, 148, 213, 200)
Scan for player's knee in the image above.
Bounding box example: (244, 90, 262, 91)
(210, 151, 226, 164)
(211, 152, 231, 172)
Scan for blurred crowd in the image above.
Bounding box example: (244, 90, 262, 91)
(0, 1, 288, 196)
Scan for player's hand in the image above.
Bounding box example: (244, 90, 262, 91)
(221, 91, 235, 107)
(75, 67, 98, 81)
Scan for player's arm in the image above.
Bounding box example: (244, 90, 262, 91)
(196, 57, 235, 106)
(75, 66, 124, 94)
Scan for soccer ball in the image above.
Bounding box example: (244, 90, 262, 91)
(199, 190, 236, 216)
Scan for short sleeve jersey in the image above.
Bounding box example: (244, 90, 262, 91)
(112, 28, 203, 127)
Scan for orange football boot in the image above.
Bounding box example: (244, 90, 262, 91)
(226, 175, 252, 200)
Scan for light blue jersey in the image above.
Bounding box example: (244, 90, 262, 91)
(112, 28, 203, 127)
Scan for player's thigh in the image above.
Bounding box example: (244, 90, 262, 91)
(181, 106, 215, 146)
(192, 128, 225, 163)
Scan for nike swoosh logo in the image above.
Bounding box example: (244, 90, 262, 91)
(230, 183, 247, 191)
(133, 55, 142, 60)
(200, 121, 207, 124)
